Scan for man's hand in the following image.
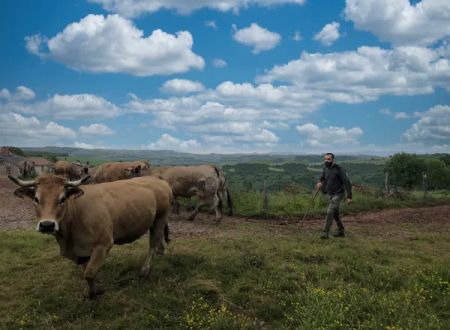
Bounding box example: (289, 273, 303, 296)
(347, 198, 352, 204)
(316, 182, 322, 190)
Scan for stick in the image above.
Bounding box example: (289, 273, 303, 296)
(298, 189, 320, 226)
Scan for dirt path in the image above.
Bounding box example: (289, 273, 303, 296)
(1, 176, 449, 238)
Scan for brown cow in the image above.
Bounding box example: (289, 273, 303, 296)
(8, 173, 172, 299)
(91, 160, 150, 183)
(54, 160, 86, 180)
(151, 165, 232, 222)
(19, 160, 35, 178)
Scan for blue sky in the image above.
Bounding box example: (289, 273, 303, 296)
(1, 0, 449, 155)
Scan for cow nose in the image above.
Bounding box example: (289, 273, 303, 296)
(39, 221, 55, 233)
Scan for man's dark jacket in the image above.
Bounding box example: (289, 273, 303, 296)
(319, 164, 352, 198)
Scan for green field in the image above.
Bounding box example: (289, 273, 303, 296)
(0, 214, 449, 329)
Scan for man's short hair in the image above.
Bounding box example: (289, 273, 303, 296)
(325, 152, 335, 159)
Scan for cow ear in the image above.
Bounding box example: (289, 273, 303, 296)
(134, 165, 142, 175)
(66, 187, 84, 200)
(14, 187, 35, 199)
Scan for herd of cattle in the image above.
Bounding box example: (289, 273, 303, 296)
(8, 160, 233, 299)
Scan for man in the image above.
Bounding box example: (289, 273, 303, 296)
(316, 153, 352, 239)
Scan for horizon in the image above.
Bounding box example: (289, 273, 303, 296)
(1, 1, 449, 154)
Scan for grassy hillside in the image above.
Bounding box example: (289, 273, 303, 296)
(0, 217, 449, 329)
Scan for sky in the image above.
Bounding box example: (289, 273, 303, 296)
(0, 0, 449, 155)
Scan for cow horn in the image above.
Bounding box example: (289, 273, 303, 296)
(8, 175, 35, 187)
(66, 175, 91, 187)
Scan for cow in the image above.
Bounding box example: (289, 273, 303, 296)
(150, 165, 232, 222)
(18, 160, 35, 178)
(8, 173, 172, 299)
(91, 160, 150, 183)
(53, 160, 87, 180)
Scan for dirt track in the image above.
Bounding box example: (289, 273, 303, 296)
(1, 176, 449, 238)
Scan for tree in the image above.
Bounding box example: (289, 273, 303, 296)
(385, 153, 426, 190)
(7, 146, 25, 156)
(426, 159, 450, 190)
(440, 154, 450, 166)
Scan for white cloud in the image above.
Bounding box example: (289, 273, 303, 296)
(258, 46, 450, 103)
(90, 0, 305, 17)
(205, 20, 218, 30)
(25, 14, 204, 76)
(79, 123, 115, 135)
(212, 58, 227, 68)
(292, 31, 302, 41)
(379, 108, 411, 119)
(0, 86, 35, 101)
(393, 112, 410, 120)
(402, 105, 450, 144)
(232, 23, 281, 54)
(344, 0, 450, 46)
(0, 112, 76, 146)
(314, 22, 340, 46)
(160, 79, 205, 94)
(73, 141, 105, 149)
(142, 133, 200, 151)
(296, 123, 363, 147)
(0, 90, 121, 120)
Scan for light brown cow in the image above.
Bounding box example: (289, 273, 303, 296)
(54, 160, 87, 180)
(92, 160, 150, 183)
(8, 173, 172, 299)
(151, 165, 232, 222)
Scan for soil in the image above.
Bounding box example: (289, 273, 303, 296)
(1, 176, 449, 238)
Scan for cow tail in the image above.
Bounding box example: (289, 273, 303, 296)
(164, 223, 170, 244)
(226, 187, 233, 216)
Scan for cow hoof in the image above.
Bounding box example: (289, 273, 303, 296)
(186, 216, 195, 221)
(85, 288, 105, 300)
(140, 266, 152, 278)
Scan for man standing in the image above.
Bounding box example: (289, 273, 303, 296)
(316, 153, 352, 239)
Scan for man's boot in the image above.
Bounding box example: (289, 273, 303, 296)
(320, 231, 329, 239)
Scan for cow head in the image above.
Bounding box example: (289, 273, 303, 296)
(8, 174, 90, 234)
(125, 165, 142, 178)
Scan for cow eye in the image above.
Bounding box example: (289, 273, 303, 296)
(33, 197, 39, 204)
(59, 196, 66, 204)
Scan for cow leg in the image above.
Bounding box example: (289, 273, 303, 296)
(140, 213, 167, 277)
(172, 197, 180, 214)
(83, 245, 110, 299)
(187, 200, 206, 221)
(212, 194, 222, 223)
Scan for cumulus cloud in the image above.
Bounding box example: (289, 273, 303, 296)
(292, 31, 302, 41)
(73, 141, 107, 149)
(212, 58, 227, 68)
(296, 123, 363, 147)
(232, 23, 281, 54)
(160, 79, 205, 94)
(0, 88, 121, 120)
(0, 112, 76, 146)
(204, 20, 218, 30)
(402, 105, 450, 144)
(0, 86, 35, 101)
(314, 22, 340, 46)
(344, 0, 450, 46)
(258, 46, 450, 102)
(379, 108, 411, 119)
(25, 14, 204, 76)
(79, 123, 115, 135)
(142, 133, 200, 151)
(90, 0, 305, 17)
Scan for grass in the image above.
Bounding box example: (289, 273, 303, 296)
(229, 189, 450, 218)
(0, 219, 449, 329)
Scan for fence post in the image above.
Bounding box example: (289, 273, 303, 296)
(262, 180, 269, 215)
(422, 172, 428, 199)
(384, 172, 389, 195)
